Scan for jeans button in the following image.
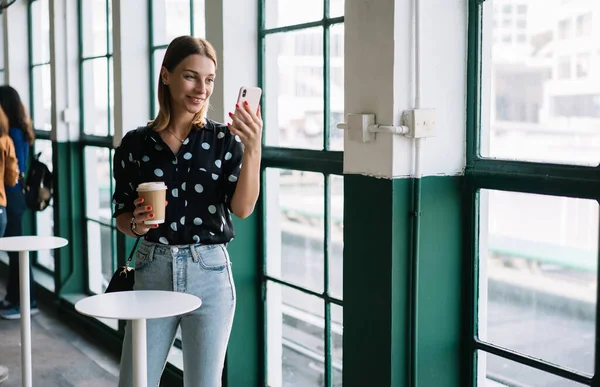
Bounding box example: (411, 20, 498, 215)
(172, 247, 179, 253)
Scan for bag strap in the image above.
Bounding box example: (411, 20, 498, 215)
(125, 237, 141, 268)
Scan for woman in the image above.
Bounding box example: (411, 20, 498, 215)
(0, 86, 35, 320)
(112, 36, 262, 386)
(0, 105, 20, 238)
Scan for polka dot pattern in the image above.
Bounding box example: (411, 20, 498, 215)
(112, 121, 244, 246)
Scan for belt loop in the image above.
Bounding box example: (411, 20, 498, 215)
(190, 244, 199, 263)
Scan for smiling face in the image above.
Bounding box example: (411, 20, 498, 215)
(161, 54, 216, 119)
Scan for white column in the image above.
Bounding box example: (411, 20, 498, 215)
(344, 0, 467, 178)
(111, 0, 151, 145)
(3, 0, 31, 109)
(49, 0, 80, 143)
(205, 0, 258, 124)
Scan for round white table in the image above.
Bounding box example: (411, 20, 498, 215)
(75, 290, 201, 387)
(0, 235, 68, 387)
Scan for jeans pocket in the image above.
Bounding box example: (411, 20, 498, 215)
(134, 246, 152, 270)
(194, 244, 228, 271)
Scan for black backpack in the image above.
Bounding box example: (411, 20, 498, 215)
(22, 152, 53, 212)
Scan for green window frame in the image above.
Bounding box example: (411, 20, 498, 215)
(258, 1, 344, 385)
(77, 0, 118, 298)
(27, 0, 55, 274)
(466, 0, 600, 385)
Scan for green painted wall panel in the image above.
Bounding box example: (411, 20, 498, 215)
(343, 176, 412, 387)
(54, 142, 85, 295)
(225, 211, 262, 387)
(343, 174, 464, 387)
(416, 176, 464, 387)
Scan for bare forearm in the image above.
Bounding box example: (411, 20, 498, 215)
(116, 212, 137, 238)
(230, 149, 261, 219)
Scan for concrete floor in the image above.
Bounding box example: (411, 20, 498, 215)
(0, 287, 119, 387)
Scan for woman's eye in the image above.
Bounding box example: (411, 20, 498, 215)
(185, 75, 195, 80)
(207, 79, 214, 83)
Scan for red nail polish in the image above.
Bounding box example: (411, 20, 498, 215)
(227, 122, 231, 126)
(149, 213, 155, 218)
(146, 206, 152, 210)
(244, 101, 249, 106)
(236, 104, 240, 109)
(228, 112, 233, 117)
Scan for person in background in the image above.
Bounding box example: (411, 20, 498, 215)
(0, 85, 36, 320)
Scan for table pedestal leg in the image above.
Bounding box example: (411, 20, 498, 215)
(19, 251, 32, 387)
(132, 318, 147, 387)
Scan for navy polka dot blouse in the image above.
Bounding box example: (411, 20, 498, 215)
(112, 119, 243, 245)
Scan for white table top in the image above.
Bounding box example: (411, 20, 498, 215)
(0, 236, 68, 252)
(75, 290, 202, 320)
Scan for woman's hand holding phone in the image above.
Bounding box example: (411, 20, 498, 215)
(227, 87, 263, 154)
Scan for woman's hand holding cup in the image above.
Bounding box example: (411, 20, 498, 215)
(133, 197, 156, 234)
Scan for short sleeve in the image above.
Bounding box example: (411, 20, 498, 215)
(112, 133, 139, 218)
(221, 129, 244, 210)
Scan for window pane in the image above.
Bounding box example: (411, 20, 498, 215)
(481, 0, 600, 165)
(265, 0, 323, 29)
(267, 281, 326, 387)
(478, 190, 597, 374)
(152, 0, 192, 45)
(266, 169, 324, 293)
(87, 222, 116, 295)
(477, 351, 587, 387)
(31, 65, 52, 131)
(265, 29, 324, 150)
(330, 0, 344, 18)
(84, 146, 114, 294)
(84, 147, 112, 223)
(331, 303, 343, 386)
(81, 0, 109, 57)
(30, 0, 50, 64)
(152, 48, 167, 117)
(329, 175, 343, 299)
(329, 24, 344, 151)
(82, 58, 110, 136)
(34, 140, 55, 271)
(193, 0, 206, 37)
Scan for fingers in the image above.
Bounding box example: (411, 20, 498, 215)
(133, 197, 157, 229)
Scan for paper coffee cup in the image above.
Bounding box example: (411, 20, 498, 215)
(136, 182, 167, 225)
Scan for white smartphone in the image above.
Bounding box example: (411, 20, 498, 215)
(236, 86, 262, 113)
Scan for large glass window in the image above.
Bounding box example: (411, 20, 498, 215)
(149, 0, 205, 116)
(262, 0, 344, 151)
(29, 0, 55, 272)
(79, 0, 116, 300)
(469, 0, 600, 386)
(261, 1, 344, 385)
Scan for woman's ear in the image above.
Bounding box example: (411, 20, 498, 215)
(160, 67, 169, 85)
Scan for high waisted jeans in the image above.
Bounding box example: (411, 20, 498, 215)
(118, 240, 236, 387)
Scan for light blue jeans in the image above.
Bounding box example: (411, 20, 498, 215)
(118, 240, 236, 387)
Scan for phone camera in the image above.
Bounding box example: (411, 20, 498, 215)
(242, 89, 247, 97)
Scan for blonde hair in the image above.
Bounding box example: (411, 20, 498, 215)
(150, 36, 218, 132)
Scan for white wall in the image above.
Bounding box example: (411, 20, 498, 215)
(344, 0, 467, 178)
